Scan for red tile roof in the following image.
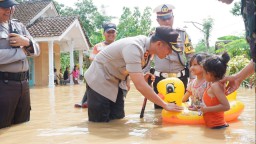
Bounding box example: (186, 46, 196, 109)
(13, 0, 52, 26)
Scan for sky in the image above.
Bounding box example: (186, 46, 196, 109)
(55, 0, 244, 46)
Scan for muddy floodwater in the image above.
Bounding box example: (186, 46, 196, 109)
(0, 84, 255, 144)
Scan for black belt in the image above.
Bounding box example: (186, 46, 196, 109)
(0, 71, 29, 81)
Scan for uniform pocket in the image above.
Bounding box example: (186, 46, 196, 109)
(0, 31, 11, 49)
(0, 39, 11, 49)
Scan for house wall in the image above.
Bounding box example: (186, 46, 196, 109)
(34, 42, 61, 86)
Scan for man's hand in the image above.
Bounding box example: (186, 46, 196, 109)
(144, 73, 155, 82)
(9, 33, 30, 47)
(219, 75, 241, 95)
(220, 61, 254, 95)
(163, 103, 183, 112)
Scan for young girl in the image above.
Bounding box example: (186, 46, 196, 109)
(182, 53, 208, 111)
(72, 65, 79, 84)
(200, 52, 230, 129)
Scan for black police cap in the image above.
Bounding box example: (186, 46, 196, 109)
(103, 22, 116, 32)
(155, 26, 181, 52)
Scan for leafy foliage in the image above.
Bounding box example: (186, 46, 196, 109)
(231, 2, 241, 16)
(227, 55, 254, 87)
(195, 39, 215, 53)
(117, 7, 152, 39)
(52, 1, 153, 70)
(216, 36, 250, 59)
(217, 35, 241, 41)
(187, 18, 214, 52)
(55, 0, 113, 45)
(60, 53, 70, 71)
(202, 17, 214, 51)
(227, 55, 250, 75)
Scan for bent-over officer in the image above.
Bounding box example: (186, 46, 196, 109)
(84, 26, 183, 122)
(152, 4, 195, 109)
(0, 0, 40, 128)
(75, 22, 130, 108)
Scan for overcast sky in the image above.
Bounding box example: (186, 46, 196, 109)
(55, 0, 244, 46)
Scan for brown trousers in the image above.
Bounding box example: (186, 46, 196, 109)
(0, 80, 31, 128)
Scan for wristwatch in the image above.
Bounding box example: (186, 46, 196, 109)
(25, 39, 33, 48)
(23, 39, 33, 56)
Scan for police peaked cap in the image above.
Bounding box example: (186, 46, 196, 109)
(153, 4, 175, 20)
(155, 26, 182, 52)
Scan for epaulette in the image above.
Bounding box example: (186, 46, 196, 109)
(175, 28, 185, 32)
(11, 19, 20, 22)
(148, 30, 155, 36)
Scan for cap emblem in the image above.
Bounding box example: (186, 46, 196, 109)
(161, 5, 169, 13)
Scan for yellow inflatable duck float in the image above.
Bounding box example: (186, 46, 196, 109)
(158, 78, 245, 124)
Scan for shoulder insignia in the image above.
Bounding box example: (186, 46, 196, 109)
(176, 28, 185, 32)
(12, 19, 19, 22)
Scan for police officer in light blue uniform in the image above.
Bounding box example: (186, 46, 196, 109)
(152, 4, 195, 109)
(0, 0, 40, 128)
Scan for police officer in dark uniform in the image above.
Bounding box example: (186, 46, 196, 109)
(152, 4, 195, 109)
(0, 0, 40, 128)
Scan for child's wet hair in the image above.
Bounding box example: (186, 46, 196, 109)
(190, 53, 209, 66)
(203, 52, 230, 80)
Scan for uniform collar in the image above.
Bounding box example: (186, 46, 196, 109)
(0, 22, 8, 30)
(145, 37, 150, 51)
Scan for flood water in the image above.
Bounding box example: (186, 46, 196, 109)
(0, 84, 255, 144)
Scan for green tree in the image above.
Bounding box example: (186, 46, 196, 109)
(55, 0, 112, 45)
(215, 34, 253, 87)
(231, 2, 241, 16)
(140, 7, 153, 35)
(216, 36, 250, 59)
(227, 55, 254, 88)
(185, 17, 214, 52)
(202, 17, 214, 51)
(195, 39, 215, 53)
(117, 7, 132, 39)
(217, 35, 241, 41)
(117, 7, 152, 39)
(60, 53, 70, 71)
(52, 0, 114, 70)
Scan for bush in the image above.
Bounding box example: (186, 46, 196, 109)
(227, 55, 254, 88)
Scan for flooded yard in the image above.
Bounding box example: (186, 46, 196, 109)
(0, 84, 255, 144)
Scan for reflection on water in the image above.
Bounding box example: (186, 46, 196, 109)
(38, 127, 89, 136)
(0, 84, 255, 144)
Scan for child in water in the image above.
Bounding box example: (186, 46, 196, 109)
(200, 52, 230, 129)
(182, 53, 208, 111)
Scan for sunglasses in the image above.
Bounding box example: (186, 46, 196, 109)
(159, 17, 173, 21)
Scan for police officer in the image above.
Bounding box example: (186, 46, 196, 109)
(74, 22, 131, 108)
(152, 4, 195, 109)
(85, 26, 183, 122)
(0, 0, 40, 128)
